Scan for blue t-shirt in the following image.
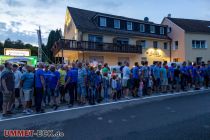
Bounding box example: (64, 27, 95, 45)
(35, 69, 44, 88)
(193, 67, 199, 77)
(187, 66, 193, 76)
(49, 71, 60, 89)
(132, 66, 139, 79)
(43, 71, 51, 88)
(153, 66, 160, 79)
(160, 67, 167, 79)
(78, 68, 87, 85)
(21, 72, 34, 90)
(168, 67, 174, 78)
(67, 68, 78, 83)
(181, 66, 188, 75)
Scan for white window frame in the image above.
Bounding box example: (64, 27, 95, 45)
(127, 21, 133, 31)
(150, 25, 155, 33)
(100, 17, 107, 27)
(174, 41, 178, 50)
(192, 40, 207, 49)
(140, 24, 145, 32)
(114, 19, 120, 29)
(160, 27, 164, 35)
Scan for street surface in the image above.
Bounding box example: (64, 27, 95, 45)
(0, 90, 210, 140)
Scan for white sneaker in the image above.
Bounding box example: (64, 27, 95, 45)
(25, 110, 31, 115)
(23, 110, 27, 113)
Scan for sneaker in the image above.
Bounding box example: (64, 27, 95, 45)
(23, 110, 27, 113)
(27, 109, 33, 113)
(25, 110, 32, 115)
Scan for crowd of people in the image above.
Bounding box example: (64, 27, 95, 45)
(0, 60, 210, 117)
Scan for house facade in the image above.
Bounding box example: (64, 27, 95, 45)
(162, 17, 210, 64)
(53, 7, 171, 65)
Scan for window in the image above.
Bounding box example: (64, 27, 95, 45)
(140, 40, 146, 49)
(99, 17, 107, 27)
(140, 24, 145, 32)
(88, 34, 103, 42)
(114, 19, 120, 29)
(164, 42, 168, 50)
(150, 26, 155, 33)
(192, 40, 207, 49)
(167, 27, 172, 33)
(174, 41, 178, 50)
(153, 41, 158, 48)
(160, 27, 165, 35)
(127, 21, 132, 30)
(115, 38, 129, 45)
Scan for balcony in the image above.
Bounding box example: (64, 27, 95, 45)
(52, 40, 142, 56)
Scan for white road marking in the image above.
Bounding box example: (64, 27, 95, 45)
(0, 89, 209, 122)
(108, 120, 113, 123)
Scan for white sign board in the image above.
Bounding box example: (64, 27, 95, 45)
(4, 48, 30, 56)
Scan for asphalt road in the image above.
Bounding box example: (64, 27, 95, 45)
(1, 90, 210, 140)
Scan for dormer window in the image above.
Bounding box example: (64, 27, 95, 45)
(160, 27, 164, 35)
(140, 24, 145, 32)
(100, 17, 107, 27)
(114, 19, 120, 29)
(127, 21, 132, 31)
(150, 25, 155, 33)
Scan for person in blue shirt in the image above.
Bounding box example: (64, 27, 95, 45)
(49, 65, 60, 110)
(95, 70, 103, 103)
(77, 62, 87, 104)
(88, 67, 97, 105)
(43, 65, 51, 106)
(132, 62, 140, 97)
(168, 63, 175, 92)
(65, 62, 78, 107)
(180, 62, 188, 91)
(35, 62, 45, 113)
(193, 63, 200, 90)
(187, 63, 194, 88)
(20, 65, 34, 114)
(153, 62, 161, 93)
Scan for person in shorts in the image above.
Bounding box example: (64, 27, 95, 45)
(0, 62, 15, 117)
(49, 65, 60, 110)
(160, 63, 168, 93)
(21, 65, 34, 114)
(12, 64, 23, 109)
(132, 62, 140, 97)
(122, 62, 130, 99)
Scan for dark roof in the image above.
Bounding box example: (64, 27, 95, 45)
(67, 7, 170, 40)
(167, 18, 210, 34)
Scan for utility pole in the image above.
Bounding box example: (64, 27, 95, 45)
(37, 26, 43, 62)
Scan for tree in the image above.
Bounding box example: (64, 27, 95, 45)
(0, 38, 38, 56)
(45, 29, 62, 63)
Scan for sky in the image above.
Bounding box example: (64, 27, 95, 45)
(0, 0, 210, 46)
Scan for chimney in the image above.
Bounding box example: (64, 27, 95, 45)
(167, 14, 171, 18)
(144, 17, 149, 22)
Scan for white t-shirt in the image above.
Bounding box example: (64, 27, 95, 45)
(14, 70, 22, 88)
(123, 66, 130, 79)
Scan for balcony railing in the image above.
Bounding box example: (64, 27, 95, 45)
(52, 40, 142, 55)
